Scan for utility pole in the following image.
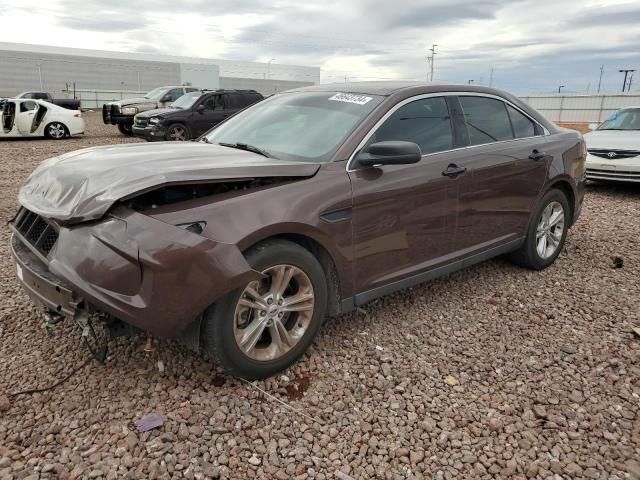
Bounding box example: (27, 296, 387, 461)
(489, 67, 494, 87)
(467, 79, 474, 84)
(597, 64, 604, 93)
(36, 62, 43, 90)
(558, 85, 565, 93)
(427, 44, 438, 82)
(628, 73, 634, 92)
(619, 69, 635, 92)
(267, 58, 276, 80)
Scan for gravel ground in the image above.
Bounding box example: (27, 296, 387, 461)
(0, 113, 639, 480)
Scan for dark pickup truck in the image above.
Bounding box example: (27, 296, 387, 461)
(16, 92, 81, 111)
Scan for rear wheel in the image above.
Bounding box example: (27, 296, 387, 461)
(202, 240, 327, 379)
(44, 122, 67, 140)
(508, 189, 570, 270)
(117, 123, 133, 135)
(165, 123, 190, 141)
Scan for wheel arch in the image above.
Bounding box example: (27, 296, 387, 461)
(240, 231, 344, 317)
(546, 178, 576, 225)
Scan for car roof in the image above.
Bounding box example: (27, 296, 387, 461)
(288, 81, 519, 97)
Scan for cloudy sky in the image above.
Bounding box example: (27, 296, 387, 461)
(1, 0, 639, 94)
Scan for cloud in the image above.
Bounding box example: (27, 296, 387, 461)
(0, 0, 639, 94)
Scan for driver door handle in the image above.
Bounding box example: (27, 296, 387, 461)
(442, 164, 467, 178)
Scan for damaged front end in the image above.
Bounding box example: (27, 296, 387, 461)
(9, 204, 262, 344)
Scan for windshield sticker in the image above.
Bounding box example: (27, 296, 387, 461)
(329, 93, 373, 105)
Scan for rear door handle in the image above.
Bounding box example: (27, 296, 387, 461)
(528, 149, 547, 161)
(442, 164, 467, 178)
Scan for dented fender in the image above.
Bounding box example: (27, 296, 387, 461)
(47, 207, 261, 337)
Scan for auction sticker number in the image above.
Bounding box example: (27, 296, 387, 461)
(329, 93, 373, 105)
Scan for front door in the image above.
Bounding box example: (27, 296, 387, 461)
(348, 95, 461, 296)
(16, 101, 39, 135)
(452, 95, 550, 252)
(192, 94, 228, 136)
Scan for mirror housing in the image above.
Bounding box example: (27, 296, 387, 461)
(588, 122, 599, 131)
(196, 104, 205, 114)
(355, 141, 422, 167)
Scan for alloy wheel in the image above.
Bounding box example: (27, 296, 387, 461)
(536, 201, 565, 259)
(233, 264, 315, 361)
(48, 123, 65, 139)
(167, 125, 187, 141)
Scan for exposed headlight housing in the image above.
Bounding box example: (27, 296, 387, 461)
(149, 117, 162, 125)
(121, 107, 138, 115)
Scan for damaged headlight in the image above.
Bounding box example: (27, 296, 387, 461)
(149, 117, 162, 125)
(121, 107, 138, 115)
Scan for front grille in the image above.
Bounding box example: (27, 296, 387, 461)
(13, 208, 59, 257)
(135, 117, 148, 127)
(588, 149, 640, 159)
(586, 168, 640, 182)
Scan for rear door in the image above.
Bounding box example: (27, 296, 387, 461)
(451, 95, 549, 252)
(16, 101, 39, 135)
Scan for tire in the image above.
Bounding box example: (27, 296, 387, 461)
(44, 122, 68, 140)
(117, 123, 133, 135)
(165, 123, 190, 141)
(508, 189, 570, 270)
(202, 239, 328, 379)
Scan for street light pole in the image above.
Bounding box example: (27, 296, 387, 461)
(558, 85, 565, 93)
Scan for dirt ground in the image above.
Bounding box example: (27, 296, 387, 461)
(0, 112, 639, 480)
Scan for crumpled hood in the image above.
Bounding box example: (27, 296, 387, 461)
(19, 142, 320, 224)
(583, 130, 640, 150)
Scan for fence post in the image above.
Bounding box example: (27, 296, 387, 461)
(557, 95, 564, 123)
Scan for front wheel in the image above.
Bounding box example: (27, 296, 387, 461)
(202, 239, 328, 379)
(44, 122, 67, 140)
(165, 123, 190, 141)
(508, 189, 570, 270)
(117, 123, 133, 135)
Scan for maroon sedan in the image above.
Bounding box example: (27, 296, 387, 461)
(10, 83, 586, 378)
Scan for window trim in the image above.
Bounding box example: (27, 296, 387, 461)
(346, 91, 549, 172)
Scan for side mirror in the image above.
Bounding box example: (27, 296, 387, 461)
(355, 141, 422, 167)
(196, 104, 205, 114)
(161, 94, 172, 103)
(588, 122, 599, 131)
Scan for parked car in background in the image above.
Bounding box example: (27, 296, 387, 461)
(10, 83, 585, 379)
(585, 107, 640, 183)
(1, 98, 84, 139)
(103, 86, 199, 135)
(132, 89, 264, 141)
(16, 91, 81, 111)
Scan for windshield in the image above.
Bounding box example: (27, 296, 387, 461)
(598, 109, 640, 131)
(204, 91, 384, 163)
(171, 91, 201, 109)
(144, 87, 166, 100)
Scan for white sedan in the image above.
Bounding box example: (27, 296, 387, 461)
(585, 107, 640, 183)
(1, 98, 85, 140)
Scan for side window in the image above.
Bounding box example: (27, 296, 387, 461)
(459, 96, 513, 146)
(20, 101, 37, 112)
(186, 87, 199, 93)
(202, 95, 223, 110)
(372, 96, 453, 155)
(167, 88, 184, 102)
(506, 104, 537, 138)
